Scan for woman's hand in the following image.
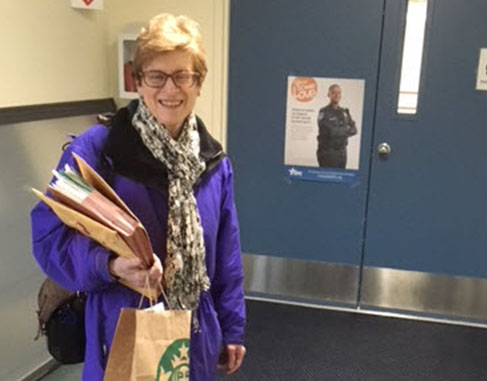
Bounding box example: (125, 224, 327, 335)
(217, 344, 246, 374)
(109, 254, 163, 289)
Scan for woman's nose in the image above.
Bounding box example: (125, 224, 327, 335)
(162, 76, 179, 91)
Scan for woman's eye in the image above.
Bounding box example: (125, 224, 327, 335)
(151, 74, 166, 81)
(175, 74, 191, 81)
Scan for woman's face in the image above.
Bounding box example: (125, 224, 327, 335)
(137, 50, 202, 137)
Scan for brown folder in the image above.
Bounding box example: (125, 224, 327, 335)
(32, 153, 159, 300)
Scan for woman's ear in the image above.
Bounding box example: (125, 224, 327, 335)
(135, 78, 144, 96)
(197, 75, 206, 96)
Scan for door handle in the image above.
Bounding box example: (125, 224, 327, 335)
(378, 142, 391, 158)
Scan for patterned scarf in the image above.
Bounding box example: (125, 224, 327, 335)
(132, 100, 210, 319)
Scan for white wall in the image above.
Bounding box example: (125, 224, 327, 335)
(0, 0, 229, 144)
(0, 1, 110, 107)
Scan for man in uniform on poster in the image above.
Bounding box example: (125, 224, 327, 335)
(316, 84, 357, 169)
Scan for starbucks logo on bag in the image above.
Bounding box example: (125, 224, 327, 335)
(155, 339, 190, 381)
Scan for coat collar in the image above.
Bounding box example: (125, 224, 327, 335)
(101, 100, 224, 194)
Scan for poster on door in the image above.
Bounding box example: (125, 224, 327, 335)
(284, 76, 365, 184)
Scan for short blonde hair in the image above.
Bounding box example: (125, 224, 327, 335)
(133, 13, 207, 84)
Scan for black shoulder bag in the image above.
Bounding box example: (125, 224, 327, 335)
(35, 278, 86, 364)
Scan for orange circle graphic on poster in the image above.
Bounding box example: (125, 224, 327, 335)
(291, 77, 318, 103)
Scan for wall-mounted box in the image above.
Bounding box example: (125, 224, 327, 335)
(118, 34, 138, 99)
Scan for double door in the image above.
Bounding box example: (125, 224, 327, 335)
(228, 0, 487, 319)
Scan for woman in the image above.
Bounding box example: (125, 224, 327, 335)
(31, 13, 246, 380)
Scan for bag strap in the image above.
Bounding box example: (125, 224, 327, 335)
(35, 278, 77, 340)
(137, 275, 171, 310)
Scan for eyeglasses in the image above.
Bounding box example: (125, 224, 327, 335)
(140, 70, 200, 88)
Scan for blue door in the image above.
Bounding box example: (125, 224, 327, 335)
(228, 0, 487, 319)
(361, 0, 487, 319)
(228, 0, 386, 304)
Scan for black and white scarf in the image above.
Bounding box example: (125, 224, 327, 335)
(132, 100, 210, 316)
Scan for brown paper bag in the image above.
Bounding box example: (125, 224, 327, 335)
(104, 309, 191, 381)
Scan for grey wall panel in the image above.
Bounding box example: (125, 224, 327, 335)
(243, 254, 487, 324)
(361, 266, 487, 321)
(0, 115, 98, 380)
(243, 253, 359, 305)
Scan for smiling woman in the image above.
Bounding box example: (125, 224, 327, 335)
(30, 12, 246, 381)
(137, 50, 202, 138)
(133, 14, 207, 138)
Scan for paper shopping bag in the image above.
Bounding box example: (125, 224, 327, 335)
(104, 309, 191, 381)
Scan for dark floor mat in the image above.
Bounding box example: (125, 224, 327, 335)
(216, 300, 487, 381)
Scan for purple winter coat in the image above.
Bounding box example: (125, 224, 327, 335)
(30, 102, 246, 380)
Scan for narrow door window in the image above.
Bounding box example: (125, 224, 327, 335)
(397, 0, 429, 114)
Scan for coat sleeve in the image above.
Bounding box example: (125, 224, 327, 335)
(30, 131, 116, 293)
(345, 108, 357, 137)
(211, 159, 246, 345)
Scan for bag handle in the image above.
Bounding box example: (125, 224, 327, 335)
(137, 275, 172, 310)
